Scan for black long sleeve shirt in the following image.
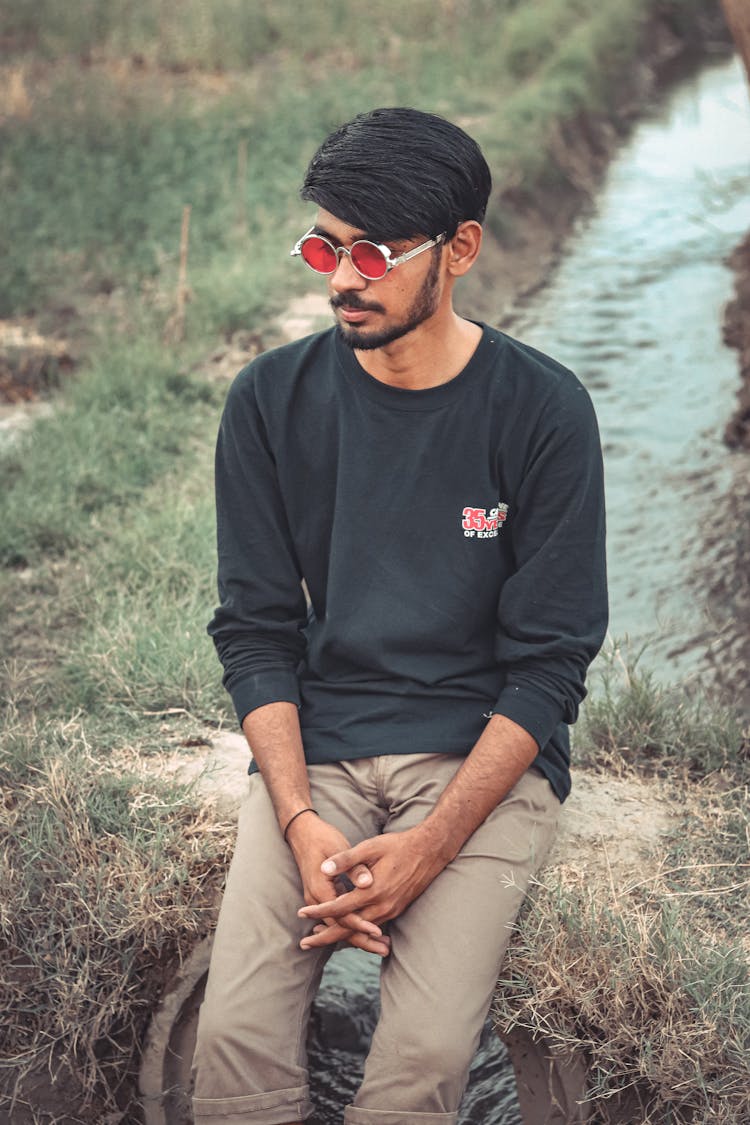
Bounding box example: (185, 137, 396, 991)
(208, 324, 608, 802)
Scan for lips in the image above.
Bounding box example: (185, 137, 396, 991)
(338, 307, 371, 323)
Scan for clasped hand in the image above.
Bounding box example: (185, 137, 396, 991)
(291, 820, 449, 957)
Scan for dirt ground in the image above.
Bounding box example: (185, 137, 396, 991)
(151, 728, 678, 894)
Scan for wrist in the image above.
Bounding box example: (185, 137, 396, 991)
(282, 806, 319, 842)
(411, 817, 462, 868)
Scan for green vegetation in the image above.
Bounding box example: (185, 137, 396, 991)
(495, 647, 750, 1123)
(0, 0, 662, 319)
(578, 643, 747, 780)
(0, 1, 742, 1120)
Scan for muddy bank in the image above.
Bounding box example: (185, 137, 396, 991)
(723, 232, 750, 449)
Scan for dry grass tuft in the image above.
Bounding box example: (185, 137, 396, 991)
(495, 862, 750, 1122)
(495, 658, 750, 1123)
(0, 710, 234, 1120)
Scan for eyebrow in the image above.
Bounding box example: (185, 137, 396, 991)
(310, 223, 381, 246)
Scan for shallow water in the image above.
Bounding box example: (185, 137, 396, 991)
(512, 55, 750, 683)
(309, 56, 750, 1124)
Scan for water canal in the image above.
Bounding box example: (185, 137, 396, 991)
(514, 54, 750, 686)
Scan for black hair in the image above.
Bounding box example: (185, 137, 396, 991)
(300, 106, 492, 243)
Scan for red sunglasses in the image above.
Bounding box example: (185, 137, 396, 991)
(290, 227, 445, 281)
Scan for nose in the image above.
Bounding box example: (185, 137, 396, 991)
(329, 249, 368, 292)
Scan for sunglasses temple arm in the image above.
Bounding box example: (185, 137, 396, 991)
(290, 226, 316, 257)
(389, 233, 445, 269)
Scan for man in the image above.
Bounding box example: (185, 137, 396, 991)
(193, 107, 607, 1125)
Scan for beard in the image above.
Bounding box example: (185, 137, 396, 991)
(333, 248, 442, 351)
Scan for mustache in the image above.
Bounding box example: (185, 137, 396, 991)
(330, 293, 385, 313)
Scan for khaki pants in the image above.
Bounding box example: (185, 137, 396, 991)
(192, 754, 559, 1125)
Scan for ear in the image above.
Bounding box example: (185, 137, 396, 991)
(445, 220, 483, 277)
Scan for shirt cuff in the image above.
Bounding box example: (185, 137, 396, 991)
(229, 670, 301, 728)
(492, 681, 564, 751)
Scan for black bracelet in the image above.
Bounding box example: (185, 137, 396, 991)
(282, 807, 319, 842)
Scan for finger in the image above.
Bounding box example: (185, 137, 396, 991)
(312, 919, 391, 950)
(309, 911, 381, 939)
(299, 890, 365, 920)
(320, 841, 379, 877)
(300, 919, 349, 950)
(349, 863, 373, 888)
(347, 931, 391, 957)
(301, 923, 390, 957)
(307, 904, 381, 936)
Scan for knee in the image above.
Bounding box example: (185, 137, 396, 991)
(392, 1023, 475, 1089)
(358, 1028, 474, 1117)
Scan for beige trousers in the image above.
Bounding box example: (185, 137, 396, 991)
(192, 754, 559, 1125)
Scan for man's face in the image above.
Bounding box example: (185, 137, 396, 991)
(312, 209, 444, 351)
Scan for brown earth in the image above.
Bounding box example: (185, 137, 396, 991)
(723, 231, 750, 450)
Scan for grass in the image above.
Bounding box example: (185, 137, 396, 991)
(0, 709, 234, 1120)
(1, 0, 699, 319)
(577, 640, 749, 781)
(495, 881, 750, 1123)
(0, 0, 742, 1120)
(59, 458, 230, 722)
(494, 645, 750, 1123)
(0, 329, 223, 567)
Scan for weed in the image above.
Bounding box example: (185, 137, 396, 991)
(576, 639, 748, 782)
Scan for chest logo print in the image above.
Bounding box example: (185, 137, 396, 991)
(462, 502, 509, 539)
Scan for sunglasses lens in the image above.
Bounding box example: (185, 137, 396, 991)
(300, 236, 338, 274)
(350, 241, 388, 279)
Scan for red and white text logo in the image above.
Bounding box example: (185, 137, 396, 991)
(461, 502, 509, 539)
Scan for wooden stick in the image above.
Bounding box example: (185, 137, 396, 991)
(164, 203, 191, 344)
(237, 138, 248, 237)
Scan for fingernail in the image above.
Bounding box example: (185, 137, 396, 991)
(321, 860, 336, 874)
(357, 872, 370, 884)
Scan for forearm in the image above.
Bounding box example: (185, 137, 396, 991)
(416, 714, 539, 863)
(241, 700, 312, 834)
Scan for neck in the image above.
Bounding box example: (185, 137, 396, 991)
(354, 310, 483, 390)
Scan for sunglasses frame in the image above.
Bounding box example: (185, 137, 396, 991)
(290, 227, 445, 280)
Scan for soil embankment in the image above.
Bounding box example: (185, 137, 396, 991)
(724, 233, 750, 450)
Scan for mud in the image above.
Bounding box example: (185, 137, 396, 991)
(723, 231, 750, 450)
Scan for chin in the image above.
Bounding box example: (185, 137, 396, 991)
(336, 320, 419, 351)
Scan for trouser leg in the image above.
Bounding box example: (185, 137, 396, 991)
(345, 760, 560, 1125)
(191, 766, 382, 1125)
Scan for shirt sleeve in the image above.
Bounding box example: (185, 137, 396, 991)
(492, 376, 608, 749)
(207, 365, 308, 726)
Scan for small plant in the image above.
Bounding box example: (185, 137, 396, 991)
(576, 637, 748, 782)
